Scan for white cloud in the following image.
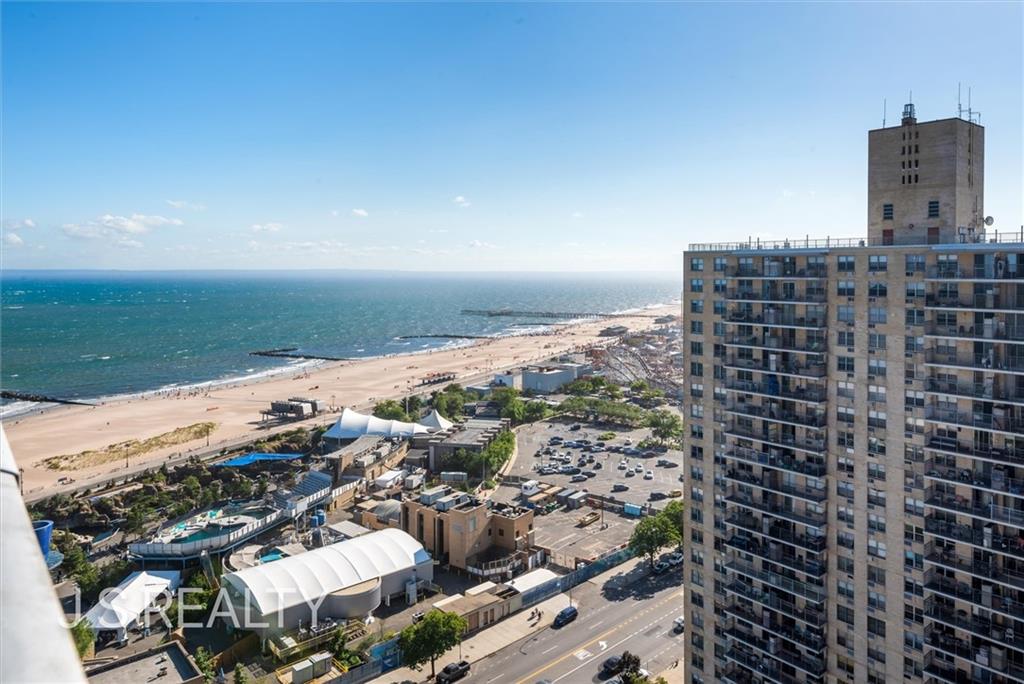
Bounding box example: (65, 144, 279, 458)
(330, 210, 340, 217)
(351, 208, 369, 218)
(468, 239, 496, 249)
(4, 233, 24, 246)
(165, 199, 206, 211)
(453, 196, 471, 208)
(98, 213, 182, 234)
(60, 212, 180, 248)
(571, 211, 584, 219)
(250, 222, 283, 233)
(4, 218, 36, 230)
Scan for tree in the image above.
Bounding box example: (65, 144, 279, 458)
(660, 500, 684, 546)
(233, 663, 249, 684)
(523, 401, 550, 423)
(619, 650, 641, 677)
(69, 619, 94, 659)
(646, 410, 683, 445)
(501, 397, 526, 424)
(628, 515, 681, 568)
(373, 399, 409, 422)
(193, 646, 215, 683)
(629, 380, 649, 393)
(398, 610, 468, 679)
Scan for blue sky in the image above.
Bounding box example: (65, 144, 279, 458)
(2, 2, 1021, 271)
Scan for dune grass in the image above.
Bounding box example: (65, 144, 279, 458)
(45, 422, 218, 471)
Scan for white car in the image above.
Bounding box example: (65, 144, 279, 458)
(634, 463, 644, 473)
(618, 461, 628, 470)
(644, 470, 654, 480)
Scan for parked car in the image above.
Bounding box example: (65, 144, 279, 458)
(673, 616, 685, 633)
(570, 474, 588, 483)
(549, 436, 563, 444)
(668, 552, 684, 566)
(617, 461, 628, 470)
(411, 611, 425, 623)
(625, 469, 635, 478)
(668, 489, 682, 498)
(593, 462, 603, 470)
(652, 560, 670, 575)
(634, 463, 644, 473)
(611, 483, 629, 492)
(601, 656, 623, 675)
(570, 424, 582, 431)
(649, 491, 667, 501)
(553, 605, 578, 627)
(583, 470, 597, 478)
(644, 470, 654, 480)
(436, 660, 470, 683)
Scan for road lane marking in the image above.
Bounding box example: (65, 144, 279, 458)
(541, 645, 559, 655)
(588, 619, 606, 630)
(574, 649, 592, 660)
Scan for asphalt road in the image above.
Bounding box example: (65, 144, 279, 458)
(466, 564, 684, 684)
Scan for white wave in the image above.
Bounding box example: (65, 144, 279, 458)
(0, 400, 55, 420)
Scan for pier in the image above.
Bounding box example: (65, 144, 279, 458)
(461, 309, 656, 319)
(398, 334, 490, 340)
(1, 391, 94, 407)
(249, 348, 351, 362)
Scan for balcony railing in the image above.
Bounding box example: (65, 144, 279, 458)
(724, 310, 827, 329)
(724, 535, 827, 577)
(724, 647, 797, 684)
(724, 334, 827, 354)
(925, 349, 1024, 373)
(924, 517, 1024, 561)
(724, 627, 826, 676)
(927, 263, 1024, 280)
(724, 378, 827, 404)
(925, 322, 1024, 343)
(726, 581, 826, 624)
(924, 492, 1024, 529)
(724, 470, 827, 503)
(723, 263, 830, 278)
(925, 407, 1024, 434)
(726, 492, 826, 527)
(724, 603, 826, 651)
(725, 424, 826, 453)
(926, 292, 1024, 310)
(724, 446, 827, 478)
(726, 514, 827, 553)
(925, 633, 1024, 682)
(925, 574, 1024, 618)
(724, 402, 827, 430)
(926, 435, 1024, 468)
(725, 289, 827, 304)
(925, 602, 1024, 651)
(926, 547, 1024, 590)
(724, 355, 827, 378)
(924, 461, 1024, 496)
(925, 377, 1024, 404)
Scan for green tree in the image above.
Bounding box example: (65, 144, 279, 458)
(501, 397, 526, 424)
(628, 515, 681, 568)
(523, 401, 550, 423)
(194, 646, 215, 683)
(69, 619, 94, 659)
(397, 610, 468, 679)
(646, 410, 683, 445)
(406, 395, 424, 415)
(373, 399, 409, 422)
(233, 663, 249, 684)
(660, 500, 684, 546)
(181, 475, 202, 502)
(619, 650, 642, 677)
(629, 380, 649, 393)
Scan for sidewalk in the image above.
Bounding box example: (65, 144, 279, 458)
(366, 593, 571, 684)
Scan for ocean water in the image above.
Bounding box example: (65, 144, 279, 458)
(1, 271, 679, 411)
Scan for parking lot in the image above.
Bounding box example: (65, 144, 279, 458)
(511, 418, 685, 508)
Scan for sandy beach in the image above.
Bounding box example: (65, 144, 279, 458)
(4, 305, 678, 499)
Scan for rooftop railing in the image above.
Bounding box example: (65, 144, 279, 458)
(689, 229, 1024, 252)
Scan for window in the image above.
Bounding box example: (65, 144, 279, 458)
(837, 380, 855, 398)
(868, 590, 886, 611)
(837, 356, 855, 373)
(868, 384, 886, 403)
(838, 305, 855, 323)
(868, 565, 885, 585)
(868, 307, 887, 324)
(690, 404, 703, 419)
(868, 281, 888, 297)
(837, 280, 855, 297)
(837, 431, 854, 449)
(868, 409, 887, 428)
(837, 555, 855, 573)
(904, 497, 923, 516)
(868, 437, 886, 457)
(690, 361, 703, 377)
(838, 481, 855, 500)
(712, 321, 724, 336)
(868, 358, 886, 376)
(838, 580, 855, 599)
(905, 308, 925, 326)
(904, 523, 923, 544)
(690, 320, 703, 335)
(883, 203, 894, 220)
(868, 539, 887, 558)
(904, 550, 923, 569)
(712, 300, 725, 315)
(904, 631, 923, 651)
(904, 389, 924, 407)
(690, 299, 703, 314)
(903, 604, 922, 624)
(869, 255, 888, 272)
(837, 406, 855, 424)
(838, 255, 855, 272)
(690, 382, 703, 398)
(868, 512, 886, 532)
(690, 341, 703, 356)
(712, 279, 726, 294)
(690, 257, 704, 272)
(837, 605, 855, 626)
(868, 487, 886, 506)
(690, 278, 703, 293)
(905, 336, 924, 353)
(904, 578, 923, 597)
(690, 425, 703, 439)
(838, 331, 855, 348)
(906, 254, 925, 272)
(868, 333, 886, 350)
(837, 504, 854, 522)
(713, 257, 726, 272)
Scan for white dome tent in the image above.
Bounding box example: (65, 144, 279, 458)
(323, 408, 430, 440)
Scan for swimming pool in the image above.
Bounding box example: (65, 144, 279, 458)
(259, 550, 284, 563)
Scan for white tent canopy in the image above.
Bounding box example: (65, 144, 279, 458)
(84, 570, 180, 642)
(418, 409, 454, 432)
(323, 408, 430, 440)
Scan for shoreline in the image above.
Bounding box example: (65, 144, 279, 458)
(5, 303, 679, 499)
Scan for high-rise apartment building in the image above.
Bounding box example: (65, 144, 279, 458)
(681, 107, 1024, 684)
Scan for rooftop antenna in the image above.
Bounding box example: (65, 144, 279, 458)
(882, 98, 887, 127)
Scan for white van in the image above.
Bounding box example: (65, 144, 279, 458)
(521, 480, 541, 497)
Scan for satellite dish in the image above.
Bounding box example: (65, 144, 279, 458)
(985, 216, 995, 226)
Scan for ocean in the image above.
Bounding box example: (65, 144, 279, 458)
(0, 270, 679, 414)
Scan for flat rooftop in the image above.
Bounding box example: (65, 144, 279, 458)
(86, 642, 200, 684)
(687, 231, 1023, 253)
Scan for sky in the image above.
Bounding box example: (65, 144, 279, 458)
(2, 2, 1021, 272)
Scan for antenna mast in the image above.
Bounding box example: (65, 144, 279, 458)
(882, 98, 886, 127)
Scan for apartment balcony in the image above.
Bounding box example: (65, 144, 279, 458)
(924, 461, 1024, 498)
(925, 322, 1024, 343)
(724, 310, 828, 329)
(725, 424, 826, 454)
(725, 514, 827, 553)
(725, 558, 827, 604)
(925, 602, 1024, 652)
(724, 470, 827, 504)
(924, 517, 1024, 562)
(725, 580, 826, 626)
(925, 349, 1024, 374)
(724, 627, 826, 677)
(925, 434, 1024, 468)
(724, 355, 827, 379)
(927, 263, 1024, 281)
(925, 632, 1024, 683)
(724, 647, 798, 684)
(724, 603, 826, 651)
(726, 492, 826, 528)
(724, 446, 827, 478)
(925, 377, 1024, 405)
(924, 491, 1024, 530)
(724, 334, 827, 355)
(724, 535, 827, 578)
(724, 264, 829, 280)
(925, 547, 1024, 591)
(724, 402, 827, 431)
(724, 379, 827, 405)
(924, 573, 1024, 620)
(925, 406, 1024, 436)
(725, 289, 827, 305)
(926, 292, 1024, 312)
